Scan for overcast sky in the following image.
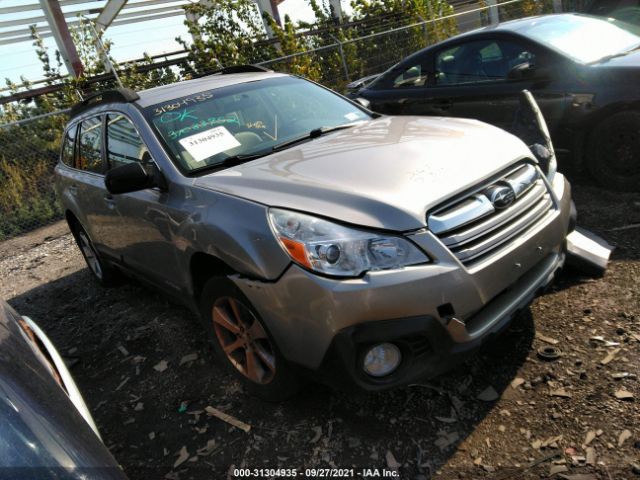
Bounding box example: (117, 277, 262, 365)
(0, 0, 328, 89)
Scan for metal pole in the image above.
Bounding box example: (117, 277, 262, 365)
(416, 13, 429, 46)
(89, 22, 124, 88)
(329, 34, 349, 81)
(552, 0, 562, 13)
(487, 0, 500, 25)
(255, 0, 277, 38)
(328, 0, 342, 22)
(0, 108, 71, 129)
(38, 0, 84, 78)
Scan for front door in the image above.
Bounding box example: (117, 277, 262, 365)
(423, 37, 568, 134)
(103, 113, 184, 293)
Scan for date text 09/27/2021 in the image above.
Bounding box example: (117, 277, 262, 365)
(232, 468, 400, 478)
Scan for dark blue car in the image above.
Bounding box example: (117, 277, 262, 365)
(355, 14, 640, 191)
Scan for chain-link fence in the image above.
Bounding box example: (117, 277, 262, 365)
(0, 110, 70, 240)
(0, 0, 570, 241)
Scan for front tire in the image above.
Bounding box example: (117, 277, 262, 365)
(72, 224, 119, 287)
(199, 277, 302, 401)
(586, 111, 640, 191)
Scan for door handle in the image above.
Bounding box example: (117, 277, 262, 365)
(104, 194, 116, 208)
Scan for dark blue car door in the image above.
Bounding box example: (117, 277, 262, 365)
(421, 35, 570, 135)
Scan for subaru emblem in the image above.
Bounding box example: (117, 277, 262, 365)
(485, 184, 516, 209)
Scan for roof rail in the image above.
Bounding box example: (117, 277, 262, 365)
(70, 88, 140, 119)
(194, 64, 273, 78)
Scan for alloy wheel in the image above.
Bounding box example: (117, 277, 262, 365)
(212, 296, 276, 384)
(77, 230, 103, 280)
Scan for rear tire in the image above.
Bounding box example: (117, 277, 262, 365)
(586, 111, 640, 191)
(199, 277, 302, 401)
(71, 223, 120, 287)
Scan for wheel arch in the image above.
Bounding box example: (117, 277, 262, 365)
(578, 102, 640, 164)
(65, 210, 81, 233)
(189, 252, 237, 301)
(582, 107, 640, 190)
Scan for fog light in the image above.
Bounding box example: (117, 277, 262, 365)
(363, 343, 402, 377)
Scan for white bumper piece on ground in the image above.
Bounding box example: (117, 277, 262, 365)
(566, 226, 613, 277)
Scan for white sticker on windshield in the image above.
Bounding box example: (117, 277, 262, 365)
(344, 112, 361, 121)
(178, 126, 241, 162)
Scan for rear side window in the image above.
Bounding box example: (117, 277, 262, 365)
(61, 124, 77, 167)
(106, 114, 150, 170)
(77, 116, 104, 174)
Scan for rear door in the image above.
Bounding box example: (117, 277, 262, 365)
(73, 115, 118, 256)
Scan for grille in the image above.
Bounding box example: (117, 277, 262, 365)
(428, 163, 555, 266)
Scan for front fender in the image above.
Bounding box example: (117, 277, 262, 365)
(176, 190, 291, 293)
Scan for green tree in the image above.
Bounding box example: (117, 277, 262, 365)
(177, 0, 277, 76)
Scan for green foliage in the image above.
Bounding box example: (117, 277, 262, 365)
(177, 0, 277, 76)
(500, 0, 554, 20)
(0, 119, 65, 241)
(264, 14, 323, 81)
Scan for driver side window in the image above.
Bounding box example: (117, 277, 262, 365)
(106, 114, 150, 170)
(435, 40, 536, 86)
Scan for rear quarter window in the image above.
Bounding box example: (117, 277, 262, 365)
(61, 124, 77, 167)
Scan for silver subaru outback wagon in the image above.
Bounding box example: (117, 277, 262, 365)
(55, 66, 573, 400)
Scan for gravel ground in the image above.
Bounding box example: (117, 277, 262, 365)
(0, 182, 639, 480)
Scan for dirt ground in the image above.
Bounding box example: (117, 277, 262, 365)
(1, 181, 639, 480)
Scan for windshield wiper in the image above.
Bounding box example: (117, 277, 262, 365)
(190, 150, 271, 175)
(190, 124, 359, 175)
(271, 124, 358, 152)
(589, 44, 640, 64)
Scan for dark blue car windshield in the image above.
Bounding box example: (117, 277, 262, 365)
(518, 15, 640, 63)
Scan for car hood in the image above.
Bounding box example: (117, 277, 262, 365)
(194, 116, 532, 231)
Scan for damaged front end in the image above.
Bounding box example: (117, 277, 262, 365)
(510, 90, 613, 276)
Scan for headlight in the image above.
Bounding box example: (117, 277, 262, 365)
(268, 208, 428, 277)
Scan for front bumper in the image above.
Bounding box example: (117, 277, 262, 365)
(233, 174, 572, 390)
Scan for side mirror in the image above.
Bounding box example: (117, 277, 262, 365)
(105, 162, 157, 195)
(507, 62, 535, 81)
(354, 97, 371, 109)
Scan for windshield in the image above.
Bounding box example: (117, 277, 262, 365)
(146, 76, 371, 173)
(520, 15, 640, 63)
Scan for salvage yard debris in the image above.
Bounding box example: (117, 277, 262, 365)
(510, 377, 525, 389)
(614, 389, 634, 400)
(536, 332, 559, 345)
(618, 429, 632, 447)
(173, 446, 189, 469)
(153, 360, 169, 372)
(538, 345, 562, 360)
(600, 348, 621, 365)
(476, 386, 499, 402)
(204, 406, 251, 433)
(550, 389, 572, 398)
(180, 353, 198, 365)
